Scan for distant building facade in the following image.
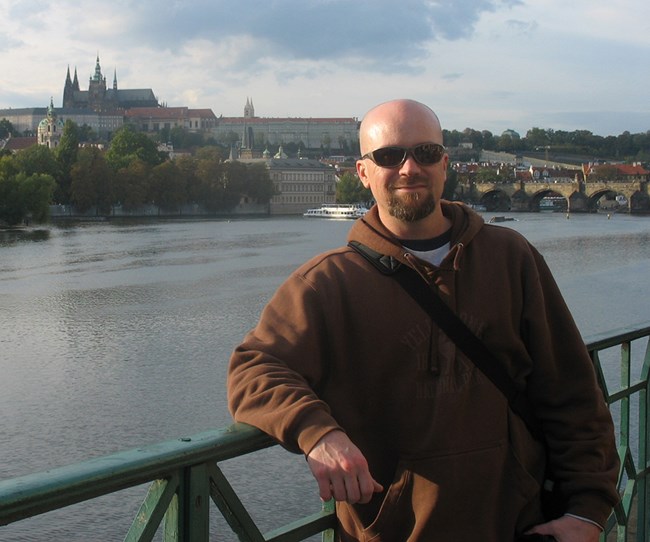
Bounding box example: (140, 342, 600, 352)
(214, 99, 359, 153)
(236, 153, 337, 215)
(125, 107, 217, 134)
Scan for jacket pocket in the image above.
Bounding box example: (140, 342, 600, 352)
(355, 439, 542, 541)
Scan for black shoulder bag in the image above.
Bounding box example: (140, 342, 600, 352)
(348, 240, 564, 521)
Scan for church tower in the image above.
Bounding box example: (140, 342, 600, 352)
(38, 98, 65, 149)
(88, 55, 107, 112)
(63, 66, 82, 109)
(63, 66, 73, 108)
(244, 97, 255, 118)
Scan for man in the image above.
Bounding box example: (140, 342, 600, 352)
(228, 99, 619, 541)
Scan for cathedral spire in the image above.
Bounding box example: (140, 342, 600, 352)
(92, 54, 103, 82)
(244, 97, 255, 118)
(113, 69, 118, 90)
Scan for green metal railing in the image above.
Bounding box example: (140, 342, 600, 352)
(590, 323, 650, 541)
(0, 323, 648, 541)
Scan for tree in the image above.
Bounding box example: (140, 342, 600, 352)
(70, 147, 113, 213)
(0, 172, 55, 225)
(149, 161, 186, 212)
(195, 152, 225, 211)
(336, 172, 371, 204)
(113, 159, 151, 210)
(476, 167, 502, 184)
(106, 125, 163, 170)
(78, 124, 97, 142)
(55, 120, 80, 203)
(0, 118, 17, 139)
(243, 163, 275, 203)
(175, 155, 201, 203)
(219, 161, 248, 210)
(525, 127, 552, 149)
(168, 126, 205, 150)
(0, 153, 19, 180)
(0, 174, 23, 225)
(14, 144, 61, 179)
(20, 173, 57, 222)
(443, 165, 459, 201)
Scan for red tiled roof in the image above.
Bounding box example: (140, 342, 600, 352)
(125, 107, 188, 119)
(217, 117, 357, 124)
(4, 137, 37, 151)
(188, 109, 217, 118)
(615, 164, 649, 175)
(125, 107, 216, 120)
(585, 163, 649, 176)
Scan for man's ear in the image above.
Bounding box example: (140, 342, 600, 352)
(356, 160, 370, 189)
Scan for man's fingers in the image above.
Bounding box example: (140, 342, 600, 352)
(307, 431, 384, 504)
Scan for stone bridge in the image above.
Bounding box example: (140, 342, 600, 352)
(457, 179, 650, 213)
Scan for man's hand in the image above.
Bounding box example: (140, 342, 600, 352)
(524, 514, 601, 542)
(306, 430, 383, 504)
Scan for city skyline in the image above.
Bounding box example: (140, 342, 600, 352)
(0, 0, 648, 138)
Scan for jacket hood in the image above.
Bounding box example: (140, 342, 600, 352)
(347, 201, 485, 268)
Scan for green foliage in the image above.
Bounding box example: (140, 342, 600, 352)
(113, 159, 151, 210)
(55, 120, 81, 204)
(443, 165, 459, 201)
(149, 161, 186, 211)
(336, 171, 371, 204)
(0, 171, 55, 226)
(244, 163, 276, 202)
(14, 144, 61, 179)
(0, 118, 18, 139)
(70, 147, 113, 213)
(166, 126, 206, 150)
(476, 167, 502, 183)
(106, 125, 163, 170)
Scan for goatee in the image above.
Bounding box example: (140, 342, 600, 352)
(388, 191, 437, 222)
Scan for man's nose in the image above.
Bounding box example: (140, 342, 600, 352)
(399, 152, 423, 174)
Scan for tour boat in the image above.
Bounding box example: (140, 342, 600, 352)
(303, 204, 369, 219)
(488, 216, 518, 223)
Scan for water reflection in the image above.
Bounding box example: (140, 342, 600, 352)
(0, 228, 50, 245)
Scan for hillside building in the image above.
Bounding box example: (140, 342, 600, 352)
(213, 99, 359, 153)
(235, 153, 337, 215)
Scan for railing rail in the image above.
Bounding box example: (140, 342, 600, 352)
(0, 323, 648, 541)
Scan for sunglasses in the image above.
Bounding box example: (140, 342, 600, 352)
(361, 143, 446, 168)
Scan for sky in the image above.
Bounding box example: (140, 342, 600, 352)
(0, 0, 648, 137)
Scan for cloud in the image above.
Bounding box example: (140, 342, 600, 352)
(59, 0, 521, 73)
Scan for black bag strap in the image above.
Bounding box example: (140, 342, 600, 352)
(348, 240, 543, 441)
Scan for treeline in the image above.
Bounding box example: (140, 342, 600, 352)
(443, 127, 650, 161)
(0, 121, 275, 226)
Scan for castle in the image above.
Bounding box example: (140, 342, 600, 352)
(62, 55, 159, 112)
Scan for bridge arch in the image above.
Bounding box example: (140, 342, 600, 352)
(478, 189, 511, 211)
(529, 189, 568, 212)
(588, 188, 626, 212)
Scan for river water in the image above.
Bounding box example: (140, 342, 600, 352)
(1, 211, 649, 540)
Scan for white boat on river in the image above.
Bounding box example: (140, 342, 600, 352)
(303, 204, 369, 219)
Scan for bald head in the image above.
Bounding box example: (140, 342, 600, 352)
(359, 99, 443, 155)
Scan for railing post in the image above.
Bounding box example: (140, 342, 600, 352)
(175, 463, 210, 541)
(638, 338, 650, 542)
